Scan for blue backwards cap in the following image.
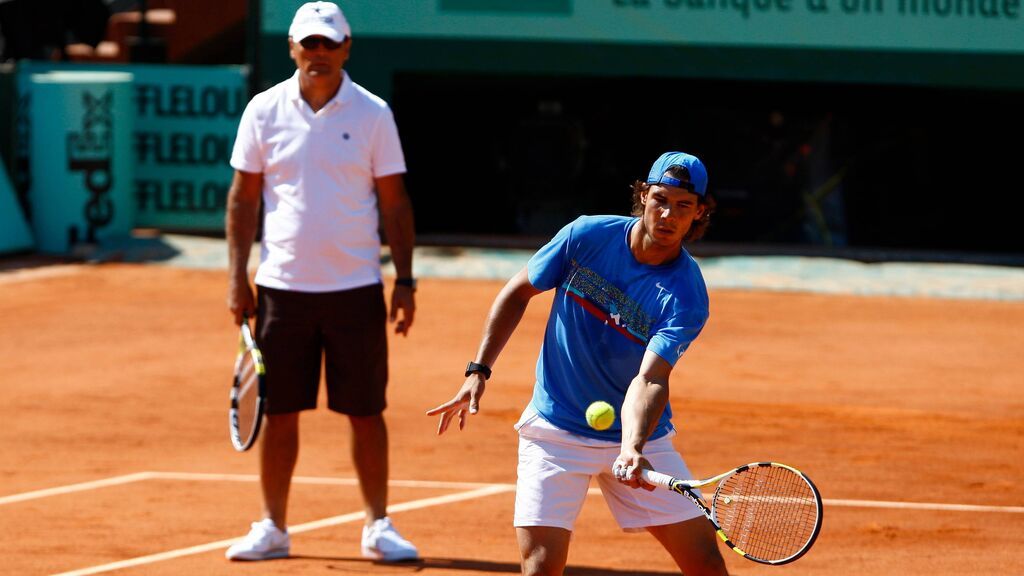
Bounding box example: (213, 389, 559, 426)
(646, 152, 708, 197)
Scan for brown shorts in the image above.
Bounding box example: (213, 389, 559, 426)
(256, 283, 388, 416)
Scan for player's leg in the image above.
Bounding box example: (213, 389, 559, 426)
(513, 412, 594, 575)
(597, 433, 726, 573)
(516, 526, 572, 576)
(348, 414, 418, 562)
(253, 287, 324, 524)
(226, 411, 299, 561)
(349, 413, 388, 519)
(323, 283, 390, 519)
(226, 288, 320, 560)
(260, 412, 300, 527)
(324, 284, 416, 561)
(647, 517, 729, 576)
(255, 286, 324, 528)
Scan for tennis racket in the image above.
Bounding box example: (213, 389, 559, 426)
(640, 462, 822, 565)
(229, 315, 266, 452)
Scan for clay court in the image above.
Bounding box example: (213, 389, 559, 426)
(1, 259, 1022, 575)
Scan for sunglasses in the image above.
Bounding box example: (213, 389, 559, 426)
(298, 36, 343, 51)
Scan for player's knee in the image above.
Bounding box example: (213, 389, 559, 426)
(519, 542, 566, 576)
(264, 412, 299, 433)
(521, 555, 562, 576)
(680, 546, 728, 576)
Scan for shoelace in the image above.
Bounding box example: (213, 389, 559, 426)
(251, 522, 279, 538)
(364, 520, 392, 545)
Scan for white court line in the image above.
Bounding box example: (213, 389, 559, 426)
(0, 472, 507, 506)
(147, 471, 512, 491)
(2, 472, 1017, 575)
(50, 484, 514, 576)
(5, 472, 1023, 515)
(0, 472, 156, 505)
(824, 498, 1024, 514)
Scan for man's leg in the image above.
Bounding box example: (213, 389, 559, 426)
(260, 411, 300, 528)
(647, 517, 730, 576)
(225, 411, 298, 561)
(322, 284, 390, 522)
(351, 412, 418, 562)
(517, 526, 572, 576)
(350, 412, 388, 520)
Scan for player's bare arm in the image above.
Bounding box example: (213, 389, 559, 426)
(614, 350, 672, 488)
(225, 169, 263, 325)
(427, 267, 543, 434)
(376, 173, 416, 336)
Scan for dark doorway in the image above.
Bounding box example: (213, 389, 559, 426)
(394, 73, 1024, 255)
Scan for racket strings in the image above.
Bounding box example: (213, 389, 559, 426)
(713, 465, 819, 562)
(237, 357, 258, 396)
(234, 354, 260, 435)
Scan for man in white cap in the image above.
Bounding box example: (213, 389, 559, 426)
(225, 1, 419, 563)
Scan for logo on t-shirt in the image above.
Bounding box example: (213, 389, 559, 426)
(564, 260, 652, 344)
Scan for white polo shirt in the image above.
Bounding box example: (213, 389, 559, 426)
(230, 71, 406, 292)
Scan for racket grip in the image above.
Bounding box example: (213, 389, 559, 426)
(640, 469, 677, 489)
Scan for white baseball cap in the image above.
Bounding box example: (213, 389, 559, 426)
(289, 2, 351, 43)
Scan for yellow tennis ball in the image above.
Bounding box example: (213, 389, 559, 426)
(585, 401, 616, 431)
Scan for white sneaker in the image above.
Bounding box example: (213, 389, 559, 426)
(361, 516, 419, 562)
(225, 518, 290, 561)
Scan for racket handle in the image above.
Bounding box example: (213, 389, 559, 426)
(640, 469, 678, 489)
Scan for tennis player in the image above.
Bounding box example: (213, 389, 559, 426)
(429, 152, 729, 575)
(224, 1, 418, 563)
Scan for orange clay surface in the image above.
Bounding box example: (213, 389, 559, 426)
(0, 263, 1022, 576)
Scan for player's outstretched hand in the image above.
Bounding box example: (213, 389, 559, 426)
(426, 374, 486, 435)
(612, 452, 656, 491)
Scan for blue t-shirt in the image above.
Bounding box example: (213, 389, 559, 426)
(526, 215, 709, 441)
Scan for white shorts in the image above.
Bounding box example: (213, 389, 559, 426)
(513, 410, 704, 532)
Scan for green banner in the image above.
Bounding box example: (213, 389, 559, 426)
(264, 0, 1024, 54)
(0, 161, 32, 254)
(16, 63, 245, 233)
(126, 66, 245, 230)
(29, 72, 134, 253)
(440, 0, 572, 13)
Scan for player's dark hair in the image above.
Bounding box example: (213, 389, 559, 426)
(630, 165, 716, 242)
